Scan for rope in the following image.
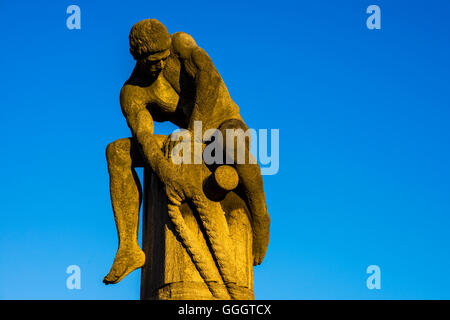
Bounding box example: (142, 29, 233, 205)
(166, 192, 239, 299)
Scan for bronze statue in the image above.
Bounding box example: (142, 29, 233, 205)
(103, 19, 270, 299)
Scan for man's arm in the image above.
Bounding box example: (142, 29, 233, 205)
(120, 84, 154, 137)
(189, 47, 222, 126)
(120, 85, 177, 185)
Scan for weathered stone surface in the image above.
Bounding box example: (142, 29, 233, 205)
(140, 164, 254, 300)
(214, 165, 239, 192)
(103, 19, 270, 300)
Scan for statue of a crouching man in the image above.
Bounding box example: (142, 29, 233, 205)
(103, 19, 270, 300)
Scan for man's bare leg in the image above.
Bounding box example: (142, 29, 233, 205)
(103, 138, 146, 284)
(234, 164, 270, 265)
(217, 120, 271, 266)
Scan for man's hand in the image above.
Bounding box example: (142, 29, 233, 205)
(160, 133, 201, 205)
(162, 133, 180, 160)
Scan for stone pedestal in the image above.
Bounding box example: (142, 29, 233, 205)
(140, 165, 254, 300)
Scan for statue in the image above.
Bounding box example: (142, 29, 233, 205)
(103, 19, 270, 300)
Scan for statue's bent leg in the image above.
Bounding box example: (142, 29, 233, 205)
(103, 137, 146, 284)
(217, 119, 271, 266)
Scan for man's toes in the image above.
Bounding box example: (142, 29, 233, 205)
(253, 256, 262, 266)
(103, 274, 116, 285)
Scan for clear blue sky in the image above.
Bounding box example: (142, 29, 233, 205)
(1, 0, 450, 299)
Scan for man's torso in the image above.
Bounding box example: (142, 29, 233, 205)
(123, 51, 243, 131)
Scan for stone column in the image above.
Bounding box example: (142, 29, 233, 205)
(140, 164, 255, 300)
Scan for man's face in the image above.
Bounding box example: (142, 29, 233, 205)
(140, 49, 170, 77)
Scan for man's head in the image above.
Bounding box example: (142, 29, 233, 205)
(129, 19, 171, 76)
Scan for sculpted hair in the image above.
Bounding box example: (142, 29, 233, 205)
(129, 19, 171, 60)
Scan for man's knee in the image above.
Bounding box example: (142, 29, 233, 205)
(218, 119, 249, 135)
(106, 138, 133, 168)
(218, 119, 253, 164)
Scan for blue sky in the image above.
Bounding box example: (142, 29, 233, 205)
(1, 0, 449, 299)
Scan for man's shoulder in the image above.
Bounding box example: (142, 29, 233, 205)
(171, 32, 213, 70)
(120, 82, 148, 106)
(171, 32, 198, 60)
(120, 83, 142, 98)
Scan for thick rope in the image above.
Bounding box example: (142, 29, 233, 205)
(191, 195, 241, 299)
(166, 196, 231, 299)
(166, 192, 239, 299)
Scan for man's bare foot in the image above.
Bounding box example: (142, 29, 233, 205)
(103, 245, 146, 284)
